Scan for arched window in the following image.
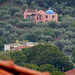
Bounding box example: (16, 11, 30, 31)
(52, 15, 55, 19)
(46, 15, 48, 19)
(37, 17, 38, 20)
(39, 15, 41, 20)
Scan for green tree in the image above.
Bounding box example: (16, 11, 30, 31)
(22, 4, 28, 11)
(22, 44, 52, 63)
(22, 44, 73, 71)
(0, 41, 4, 50)
(34, 49, 73, 71)
(51, 71, 65, 75)
(47, 21, 58, 29)
(0, 21, 6, 28)
(0, 52, 11, 60)
(10, 51, 27, 66)
(58, 14, 63, 21)
(0, 0, 6, 3)
(24, 21, 36, 28)
(39, 64, 58, 72)
(7, 33, 18, 43)
(0, 37, 8, 44)
(31, 1, 38, 7)
(53, 29, 62, 38)
(16, 21, 36, 28)
(63, 45, 74, 52)
(9, 7, 20, 16)
(0, 51, 27, 66)
(0, 27, 6, 36)
(14, 12, 23, 18)
(60, 21, 69, 28)
(24, 64, 39, 70)
(7, 19, 15, 25)
(20, 0, 27, 4)
(25, 33, 38, 42)
(44, 36, 53, 42)
(72, 49, 75, 63)
(0, 37, 8, 51)
(2, 14, 11, 19)
(44, 28, 55, 38)
(14, 28, 25, 36)
(54, 39, 72, 51)
(25, 44, 73, 71)
(5, 23, 13, 30)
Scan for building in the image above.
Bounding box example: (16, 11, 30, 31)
(4, 43, 20, 52)
(24, 8, 58, 23)
(12, 46, 32, 51)
(4, 42, 38, 52)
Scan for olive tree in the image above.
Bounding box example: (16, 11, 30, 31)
(14, 12, 23, 18)
(22, 4, 28, 11)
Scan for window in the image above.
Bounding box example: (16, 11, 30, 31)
(31, 16, 33, 20)
(26, 15, 30, 19)
(39, 15, 41, 20)
(52, 15, 55, 19)
(37, 17, 38, 20)
(10, 46, 14, 50)
(46, 15, 48, 19)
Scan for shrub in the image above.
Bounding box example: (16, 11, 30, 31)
(7, 19, 15, 25)
(9, 7, 20, 16)
(2, 14, 11, 19)
(22, 4, 28, 11)
(25, 33, 38, 42)
(14, 12, 23, 18)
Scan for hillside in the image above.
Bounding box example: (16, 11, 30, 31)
(0, 0, 75, 52)
(0, 0, 75, 15)
(0, 0, 75, 74)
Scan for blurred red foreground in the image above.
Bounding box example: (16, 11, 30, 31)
(0, 60, 50, 75)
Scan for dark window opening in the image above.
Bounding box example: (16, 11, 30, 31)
(37, 17, 38, 20)
(52, 15, 55, 19)
(31, 16, 33, 20)
(39, 15, 41, 20)
(46, 15, 48, 18)
(26, 15, 30, 19)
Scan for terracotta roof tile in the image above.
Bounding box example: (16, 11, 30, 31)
(12, 46, 31, 51)
(65, 69, 75, 75)
(0, 60, 50, 75)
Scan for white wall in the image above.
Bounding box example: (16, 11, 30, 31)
(4, 45, 10, 52)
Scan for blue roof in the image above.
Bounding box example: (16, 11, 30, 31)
(46, 8, 54, 14)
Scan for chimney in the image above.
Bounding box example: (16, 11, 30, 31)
(25, 9, 28, 12)
(35, 9, 37, 12)
(16, 40, 18, 44)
